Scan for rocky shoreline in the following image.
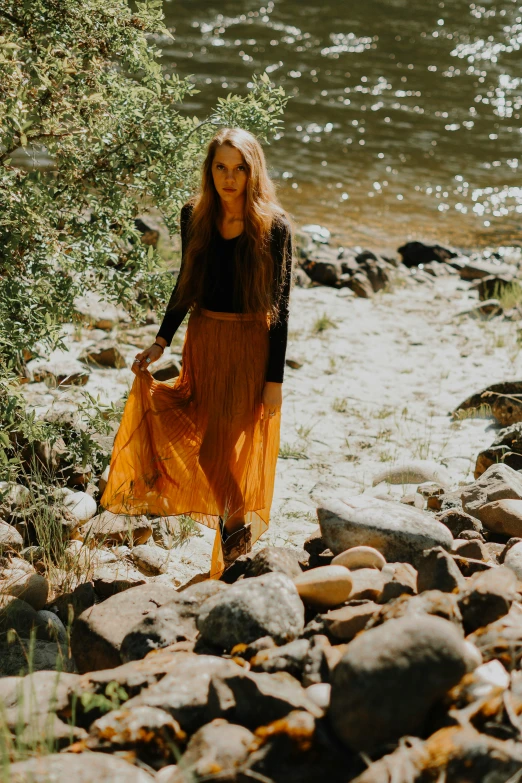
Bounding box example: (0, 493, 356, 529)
(3, 227, 522, 780)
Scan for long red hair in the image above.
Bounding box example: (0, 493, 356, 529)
(171, 127, 292, 324)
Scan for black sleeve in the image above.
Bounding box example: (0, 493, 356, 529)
(155, 204, 193, 346)
(266, 216, 292, 383)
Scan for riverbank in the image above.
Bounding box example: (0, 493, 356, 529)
(3, 229, 522, 780)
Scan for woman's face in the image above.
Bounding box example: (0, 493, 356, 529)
(211, 144, 248, 204)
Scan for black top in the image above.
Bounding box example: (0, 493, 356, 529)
(156, 203, 292, 383)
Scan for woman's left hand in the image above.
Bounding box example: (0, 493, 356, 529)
(262, 381, 282, 419)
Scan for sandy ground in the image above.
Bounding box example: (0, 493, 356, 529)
(22, 266, 521, 584)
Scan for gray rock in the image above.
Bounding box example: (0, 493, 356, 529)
(71, 582, 180, 672)
(87, 705, 184, 767)
(0, 639, 74, 676)
(0, 520, 24, 551)
(8, 753, 154, 782)
(243, 546, 304, 579)
(80, 510, 152, 546)
(151, 357, 181, 382)
(125, 651, 322, 733)
(120, 601, 199, 663)
(379, 562, 418, 603)
(93, 562, 146, 599)
(4, 572, 49, 610)
(416, 546, 466, 593)
(131, 543, 170, 575)
(0, 670, 84, 744)
(351, 725, 522, 783)
(460, 463, 522, 519)
(437, 508, 483, 537)
(318, 496, 453, 566)
(36, 610, 68, 645)
(503, 540, 522, 579)
(30, 358, 90, 387)
(457, 567, 518, 633)
(468, 603, 522, 668)
(250, 638, 311, 679)
(478, 498, 522, 538)
(367, 590, 463, 631)
(79, 340, 126, 369)
(322, 602, 380, 642)
(197, 572, 305, 650)
(167, 719, 254, 783)
(0, 595, 50, 641)
(123, 653, 241, 732)
(329, 615, 469, 752)
(372, 460, 452, 488)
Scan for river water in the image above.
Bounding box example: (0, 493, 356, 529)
(161, 0, 522, 250)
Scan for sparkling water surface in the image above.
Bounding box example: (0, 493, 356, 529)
(162, 0, 522, 250)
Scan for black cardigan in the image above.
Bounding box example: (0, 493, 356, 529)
(156, 203, 292, 383)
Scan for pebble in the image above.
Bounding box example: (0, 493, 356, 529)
(478, 499, 522, 538)
(293, 565, 353, 609)
(331, 545, 386, 571)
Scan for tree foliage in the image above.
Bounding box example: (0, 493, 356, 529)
(0, 0, 288, 370)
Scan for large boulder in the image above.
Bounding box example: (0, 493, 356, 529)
(71, 583, 179, 672)
(197, 572, 305, 650)
(318, 496, 453, 566)
(329, 615, 470, 752)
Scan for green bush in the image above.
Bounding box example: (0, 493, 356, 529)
(0, 0, 288, 370)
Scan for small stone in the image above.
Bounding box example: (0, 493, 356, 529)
(372, 460, 452, 488)
(379, 562, 418, 603)
(459, 529, 485, 542)
(250, 638, 311, 679)
(452, 554, 493, 577)
(322, 602, 380, 642)
(80, 340, 127, 369)
(243, 546, 304, 579)
(458, 567, 518, 633)
(87, 705, 185, 765)
(0, 521, 24, 552)
(331, 546, 386, 571)
(30, 358, 90, 387)
(98, 465, 110, 495)
(306, 682, 331, 710)
(348, 568, 385, 601)
(417, 546, 466, 593)
(151, 357, 181, 381)
(452, 538, 490, 561)
(164, 718, 253, 783)
(36, 610, 68, 645)
(318, 495, 453, 566)
(131, 544, 170, 575)
(197, 572, 305, 650)
(81, 510, 152, 546)
(478, 498, 522, 538)
(460, 463, 522, 520)
(503, 541, 522, 579)
(293, 566, 353, 609)
(437, 508, 483, 537)
(8, 753, 155, 782)
(4, 572, 49, 611)
(93, 563, 147, 599)
(61, 490, 97, 523)
(329, 615, 470, 753)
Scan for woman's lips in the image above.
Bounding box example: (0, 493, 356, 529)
(223, 188, 236, 192)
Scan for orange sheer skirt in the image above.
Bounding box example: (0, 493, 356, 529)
(100, 307, 281, 578)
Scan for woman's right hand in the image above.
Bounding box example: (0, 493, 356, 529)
(132, 343, 165, 375)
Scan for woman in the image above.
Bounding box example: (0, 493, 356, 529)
(100, 127, 293, 579)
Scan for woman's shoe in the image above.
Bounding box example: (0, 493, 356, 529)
(221, 522, 252, 570)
